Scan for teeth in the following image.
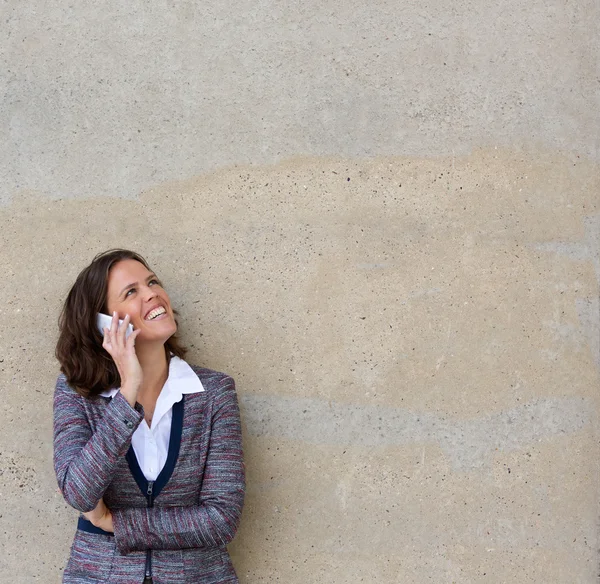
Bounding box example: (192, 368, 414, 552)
(146, 307, 166, 320)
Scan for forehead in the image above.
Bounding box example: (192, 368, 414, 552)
(107, 259, 153, 292)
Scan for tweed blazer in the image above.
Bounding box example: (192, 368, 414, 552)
(53, 365, 245, 584)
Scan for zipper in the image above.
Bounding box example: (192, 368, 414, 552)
(147, 480, 154, 505)
(144, 481, 154, 579)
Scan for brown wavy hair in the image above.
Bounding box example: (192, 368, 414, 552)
(55, 249, 187, 398)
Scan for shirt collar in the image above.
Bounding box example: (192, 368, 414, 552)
(99, 356, 204, 401)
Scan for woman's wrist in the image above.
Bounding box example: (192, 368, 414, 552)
(83, 499, 114, 533)
(120, 382, 140, 408)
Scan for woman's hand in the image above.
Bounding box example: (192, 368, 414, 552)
(83, 498, 114, 533)
(102, 312, 143, 407)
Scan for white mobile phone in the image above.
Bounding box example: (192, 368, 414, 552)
(96, 313, 134, 339)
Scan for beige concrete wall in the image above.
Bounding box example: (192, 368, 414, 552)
(1, 2, 599, 583)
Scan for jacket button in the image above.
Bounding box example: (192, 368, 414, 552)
(125, 420, 134, 429)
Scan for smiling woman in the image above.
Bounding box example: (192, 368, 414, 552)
(53, 249, 245, 584)
(55, 250, 188, 400)
(105, 260, 176, 344)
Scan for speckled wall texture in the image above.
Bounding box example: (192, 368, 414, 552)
(1, 1, 599, 583)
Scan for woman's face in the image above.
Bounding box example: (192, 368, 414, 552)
(105, 259, 177, 344)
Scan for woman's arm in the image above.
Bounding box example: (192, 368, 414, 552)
(53, 376, 144, 512)
(54, 315, 144, 513)
(112, 377, 245, 553)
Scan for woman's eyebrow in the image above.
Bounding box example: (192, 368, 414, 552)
(118, 281, 137, 296)
(118, 274, 158, 297)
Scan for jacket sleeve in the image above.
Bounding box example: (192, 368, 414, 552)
(112, 376, 245, 553)
(53, 376, 144, 512)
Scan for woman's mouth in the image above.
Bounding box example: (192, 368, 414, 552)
(145, 306, 167, 321)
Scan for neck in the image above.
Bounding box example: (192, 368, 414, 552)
(135, 342, 169, 398)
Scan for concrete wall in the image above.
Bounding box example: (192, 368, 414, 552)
(1, 1, 598, 583)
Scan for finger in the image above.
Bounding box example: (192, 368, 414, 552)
(126, 328, 142, 348)
(109, 311, 119, 341)
(102, 327, 112, 350)
(102, 313, 119, 354)
(111, 311, 125, 348)
(119, 313, 131, 343)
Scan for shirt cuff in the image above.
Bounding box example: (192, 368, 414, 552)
(104, 391, 144, 441)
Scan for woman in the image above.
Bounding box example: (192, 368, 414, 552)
(53, 249, 245, 584)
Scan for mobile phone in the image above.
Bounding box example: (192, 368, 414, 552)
(96, 313, 134, 339)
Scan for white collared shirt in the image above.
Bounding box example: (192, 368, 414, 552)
(100, 356, 204, 481)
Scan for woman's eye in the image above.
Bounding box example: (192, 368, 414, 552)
(125, 288, 136, 297)
(149, 279, 160, 286)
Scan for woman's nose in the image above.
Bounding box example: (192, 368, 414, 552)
(142, 285, 157, 302)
